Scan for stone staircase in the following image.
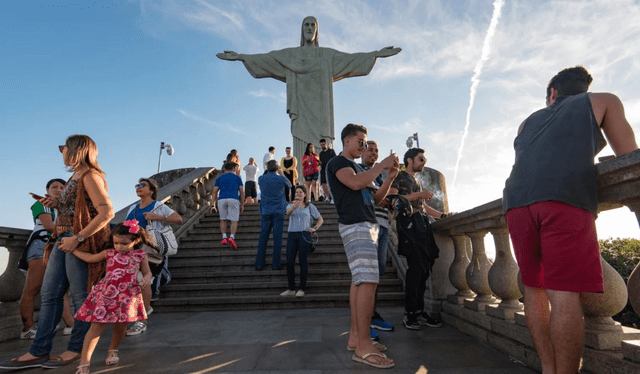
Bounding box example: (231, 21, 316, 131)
(153, 201, 405, 312)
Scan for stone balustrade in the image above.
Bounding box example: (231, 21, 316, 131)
(0, 167, 220, 342)
(417, 148, 640, 372)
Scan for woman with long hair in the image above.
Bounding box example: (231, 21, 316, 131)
(302, 143, 320, 201)
(1, 135, 114, 369)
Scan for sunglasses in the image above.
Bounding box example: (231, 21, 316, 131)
(417, 156, 427, 162)
(58, 145, 65, 153)
(358, 140, 368, 148)
(135, 183, 148, 189)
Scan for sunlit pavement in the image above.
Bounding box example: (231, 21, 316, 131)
(0, 306, 536, 373)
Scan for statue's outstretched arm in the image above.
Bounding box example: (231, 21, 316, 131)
(376, 46, 401, 58)
(217, 50, 243, 61)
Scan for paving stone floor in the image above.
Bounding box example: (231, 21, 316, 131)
(0, 306, 537, 373)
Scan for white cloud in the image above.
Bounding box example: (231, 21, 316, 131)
(177, 109, 246, 134)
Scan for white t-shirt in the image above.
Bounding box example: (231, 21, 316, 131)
(263, 152, 274, 170)
(243, 164, 259, 182)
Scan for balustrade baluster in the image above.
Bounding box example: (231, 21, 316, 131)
(464, 231, 496, 311)
(447, 234, 475, 305)
(486, 227, 523, 320)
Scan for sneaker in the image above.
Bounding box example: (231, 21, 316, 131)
(151, 292, 160, 301)
(63, 326, 73, 336)
(295, 290, 305, 297)
(220, 238, 228, 245)
(403, 313, 420, 330)
(146, 306, 154, 316)
(20, 325, 37, 339)
(369, 328, 379, 341)
(228, 237, 237, 250)
(417, 313, 443, 328)
(126, 321, 147, 336)
(280, 289, 296, 297)
(371, 312, 394, 331)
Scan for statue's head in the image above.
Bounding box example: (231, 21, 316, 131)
(300, 16, 319, 46)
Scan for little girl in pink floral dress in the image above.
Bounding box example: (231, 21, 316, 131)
(71, 220, 153, 374)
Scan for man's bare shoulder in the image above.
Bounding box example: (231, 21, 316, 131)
(590, 92, 622, 105)
(589, 92, 624, 126)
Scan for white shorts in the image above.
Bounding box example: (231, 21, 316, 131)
(218, 198, 240, 221)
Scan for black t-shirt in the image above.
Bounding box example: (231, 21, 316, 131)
(319, 148, 336, 169)
(326, 155, 377, 225)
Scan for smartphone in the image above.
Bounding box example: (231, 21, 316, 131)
(29, 192, 44, 200)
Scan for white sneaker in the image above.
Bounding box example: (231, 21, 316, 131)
(63, 326, 73, 335)
(126, 321, 147, 336)
(147, 306, 154, 316)
(280, 290, 296, 297)
(20, 325, 37, 339)
(295, 290, 305, 297)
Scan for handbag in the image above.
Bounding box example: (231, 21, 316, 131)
(135, 204, 179, 256)
(141, 242, 164, 265)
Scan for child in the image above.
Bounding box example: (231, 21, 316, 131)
(71, 220, 153, 374)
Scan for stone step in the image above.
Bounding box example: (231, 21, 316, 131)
(188, 223, 340, 233)
(170, 253, 375, 268)
(169, 267, 399, 283)
(172, 245, 348, 258)
(178, 237, 345, 249)
(152, 291, 405, 312)
(183, 228, 340, 240)
(160, 279, 404, 298)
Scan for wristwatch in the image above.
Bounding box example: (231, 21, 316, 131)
(76, 235, 85, 243)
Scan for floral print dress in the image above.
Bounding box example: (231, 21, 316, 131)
(75, 249, 147, 323)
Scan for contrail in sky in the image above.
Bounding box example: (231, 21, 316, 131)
(452, 0, 505, 187)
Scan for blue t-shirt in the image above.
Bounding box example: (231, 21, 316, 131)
(214, 172, 243, 200)
(126, 202, 155, 229)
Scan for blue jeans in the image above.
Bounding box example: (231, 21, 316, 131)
(255, 213, 284, 269)
(286, 231, 312, 290)
(30, 231, 91, 356)
(377, 226, 389, 276)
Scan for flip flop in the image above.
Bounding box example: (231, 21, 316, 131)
(351, 352, 395, 369)
(347, 341, 387, 352)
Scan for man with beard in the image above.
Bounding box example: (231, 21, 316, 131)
(389, 148, 445, 330)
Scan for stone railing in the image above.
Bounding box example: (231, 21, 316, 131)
(0, 167, 220, 342)
(412, 149, 640, 373)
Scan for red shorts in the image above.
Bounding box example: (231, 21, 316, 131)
(505, 201, 603, 293)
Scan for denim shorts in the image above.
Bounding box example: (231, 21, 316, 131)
(26, 239, 47, 262)
(304, 172, 319, 182)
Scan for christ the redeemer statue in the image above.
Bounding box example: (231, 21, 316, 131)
(217, 16, 401, 169)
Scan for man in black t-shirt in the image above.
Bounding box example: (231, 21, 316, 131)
(318, 139, 336, 201)
(326, 124, 398, 369)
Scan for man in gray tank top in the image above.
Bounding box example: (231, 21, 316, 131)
(503, 66, 637, 374)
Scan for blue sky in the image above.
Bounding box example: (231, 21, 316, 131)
(2, 0, 640, 270)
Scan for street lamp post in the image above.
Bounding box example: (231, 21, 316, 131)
(157, 142, 175, 174)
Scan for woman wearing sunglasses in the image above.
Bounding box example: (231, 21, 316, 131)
(1, 135, 114, 369)
(124, 178, 182, 335)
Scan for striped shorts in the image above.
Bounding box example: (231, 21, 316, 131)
(339, 221, 380, 286)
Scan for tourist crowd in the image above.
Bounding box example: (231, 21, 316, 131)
(4, 64, 637, 373)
